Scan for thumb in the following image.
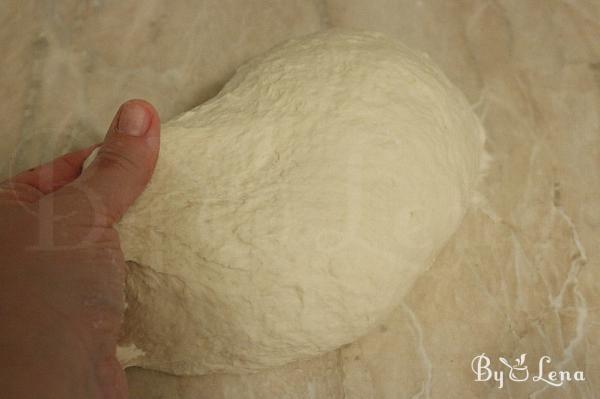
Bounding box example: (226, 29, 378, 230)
(65, 99, 160, 226)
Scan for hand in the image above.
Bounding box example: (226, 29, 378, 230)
(0, 100, 160, 398)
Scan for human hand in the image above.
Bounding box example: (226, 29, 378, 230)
(0, 99, 160, 398)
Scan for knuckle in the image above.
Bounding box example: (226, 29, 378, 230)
(96, 143, 140, 173)
(0, 181, 43, 203)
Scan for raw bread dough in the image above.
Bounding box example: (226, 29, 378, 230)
(115, 29, 487, 375)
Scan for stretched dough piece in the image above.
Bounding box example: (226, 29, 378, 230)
(115, 29, 487, 375)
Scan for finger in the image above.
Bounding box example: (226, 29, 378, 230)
(6, 145, 99, 195)
(0, 145, 99, 203)
(54, 99, 160, 226)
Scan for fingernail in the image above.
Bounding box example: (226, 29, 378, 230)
(117, 102, 151, 136)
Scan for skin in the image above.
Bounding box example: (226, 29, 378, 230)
(0, 99, 160, 398)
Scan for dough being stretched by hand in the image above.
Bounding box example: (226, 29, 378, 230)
(116, 29, 488, 375)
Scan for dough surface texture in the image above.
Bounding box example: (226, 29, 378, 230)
(117, 29, 487, 375)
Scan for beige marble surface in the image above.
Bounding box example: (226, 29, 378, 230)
(2, 1, 599, 398)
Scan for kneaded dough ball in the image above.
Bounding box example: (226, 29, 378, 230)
(117, 29, 487, 375)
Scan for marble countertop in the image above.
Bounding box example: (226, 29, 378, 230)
(2, 1, 598, 397)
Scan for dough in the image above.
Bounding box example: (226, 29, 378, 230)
(115, 29, 488, 375)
